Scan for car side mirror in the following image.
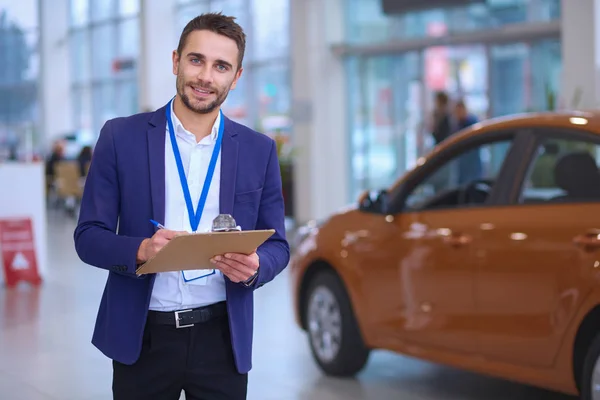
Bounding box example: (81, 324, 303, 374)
(358, 189, 388, 214)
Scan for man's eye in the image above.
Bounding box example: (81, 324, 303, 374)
(216, 65, 227, 71)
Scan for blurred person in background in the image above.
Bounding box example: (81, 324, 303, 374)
(45, 139, 65, 181)
(453, 98, 479, 130)
(453, 99, 482, 185)
(74, 12, 289, 400)
(427, 91, 453, 191)
(45, 139, 66, 201)
(430, 91, 452, 145)
(76, 145, 93, 177)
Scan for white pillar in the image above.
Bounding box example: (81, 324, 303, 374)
(560, 0, 600, 109)
(39, 0, 72, 146)
(290, 0, 349, 223)
(139, 0, 178, 111)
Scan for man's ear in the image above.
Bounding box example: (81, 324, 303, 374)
(172, 50, 180, 75)
(230, 67, 244, 90)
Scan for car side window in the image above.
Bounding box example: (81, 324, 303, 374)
(405, 139, 513, 211)
(519, 137, 600, 203)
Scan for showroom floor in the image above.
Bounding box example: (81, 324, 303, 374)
(0, 210, 577, 400)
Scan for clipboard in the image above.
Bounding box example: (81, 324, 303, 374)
(135, 229, 275, 275)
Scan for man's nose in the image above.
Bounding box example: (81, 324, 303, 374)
(197, 66, 214, 84)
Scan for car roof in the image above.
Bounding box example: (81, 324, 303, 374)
(462, 110, 600, 136)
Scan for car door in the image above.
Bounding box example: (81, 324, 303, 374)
(475, 128, 600, 368)
(380, 131, 522, 354)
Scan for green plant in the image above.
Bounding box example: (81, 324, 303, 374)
(545, 81, 556, 111)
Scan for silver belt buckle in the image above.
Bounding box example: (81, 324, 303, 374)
(175, 309, 194, 328)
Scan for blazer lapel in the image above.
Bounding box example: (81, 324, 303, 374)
(147, 106, 167, 225)
(220, 116, 239, 215)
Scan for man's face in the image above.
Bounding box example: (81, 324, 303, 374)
(172, 30, 243, 114)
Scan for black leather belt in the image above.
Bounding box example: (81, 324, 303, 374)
(147, 302, 227, 328)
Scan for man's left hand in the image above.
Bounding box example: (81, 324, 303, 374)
(211, 252, 259, 283)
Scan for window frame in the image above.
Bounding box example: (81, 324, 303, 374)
(508, 126, 600, 206)
(387, 128, 532, 214)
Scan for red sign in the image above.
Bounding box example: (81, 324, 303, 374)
(112, 58, 136, 73)
(425, 46, 449, 91)
(0, 218, 42, 287)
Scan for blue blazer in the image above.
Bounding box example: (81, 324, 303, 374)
(73, 103, 290, 374)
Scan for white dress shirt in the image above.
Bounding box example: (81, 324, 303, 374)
(148, 102, 226, 311)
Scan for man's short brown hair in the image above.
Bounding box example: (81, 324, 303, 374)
(177, 12, 246, 70)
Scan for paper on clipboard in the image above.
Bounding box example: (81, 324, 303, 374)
(135, 229, 275, 275)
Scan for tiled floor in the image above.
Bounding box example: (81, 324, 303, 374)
(0, 210, 577, 400)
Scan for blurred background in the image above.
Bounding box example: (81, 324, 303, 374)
(1, 0, 572, 224)
(0, 0, 595, 399)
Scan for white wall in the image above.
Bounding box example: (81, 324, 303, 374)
(561, 0, 600, 109)
(139, 0, 178, 111)
(290, 0, 349, 224)
(40, 0, 178, 141)
(39, 0, 72, 146)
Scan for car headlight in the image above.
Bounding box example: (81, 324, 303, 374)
(292, 218, 325, 249)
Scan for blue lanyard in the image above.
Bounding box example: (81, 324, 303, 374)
(166, 99, 224, 232)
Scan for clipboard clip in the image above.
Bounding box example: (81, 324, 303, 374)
(211, 214, 241, 232)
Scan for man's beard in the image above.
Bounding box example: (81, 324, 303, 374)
(176, 73, 231, 115)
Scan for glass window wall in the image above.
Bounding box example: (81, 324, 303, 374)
(251, 0, 289, 61)
(348, 38, 561, 199)
(68, 0, 140, 137)
(490, 43, 528, 116)
(490, 38, 561, 116)
(0, 1, 40, 161)
(347, 53, 422, 199)
(254, 63, 290, 121)
(177, 3, 210, 33)
(91, 0, 116, 23)
(342, 0, 562, 201)
(119, 0, 139, 17)
(72, 85, 93, 133)
(344, 0, 560, 45)
(530, 39, 561, 111)
(69, 29, 90, 84)
(175, 0, 291, 134)
(116, 18, 139, 79)
(91, 24, 116, 81)
(70, 0, 89, 27)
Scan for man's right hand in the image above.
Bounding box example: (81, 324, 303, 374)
(136, 229, 187, 264)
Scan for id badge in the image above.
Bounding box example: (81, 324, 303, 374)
(182, 269, 215, 285)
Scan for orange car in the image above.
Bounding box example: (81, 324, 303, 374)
(290, 111, 600, 398)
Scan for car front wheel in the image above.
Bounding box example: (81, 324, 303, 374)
(581, 334, 600, 399)
(305, 270, 370, 376)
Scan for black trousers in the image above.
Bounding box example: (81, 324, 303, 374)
(112, 311, 247, 400)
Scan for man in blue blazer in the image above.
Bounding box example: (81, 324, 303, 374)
(74, 12, 289, 400)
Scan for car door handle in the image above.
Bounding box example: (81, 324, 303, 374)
(573, 231, 600, 249)
(443, 233, 472, 247)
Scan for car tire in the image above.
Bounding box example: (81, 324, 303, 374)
(580, 334, 600, 399)
(304, 270, 370, 376)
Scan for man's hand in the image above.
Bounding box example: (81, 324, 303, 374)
(136, 229, 187, 264)
(211, 252, 259, 283)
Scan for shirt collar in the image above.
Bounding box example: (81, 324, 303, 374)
(169, 100, 221, 143)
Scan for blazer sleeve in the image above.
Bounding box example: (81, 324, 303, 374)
(73, 120, 147, 277)
(251, 140, 291, 289)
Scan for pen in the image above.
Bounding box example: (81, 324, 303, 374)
(150, 219, 166, 229)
